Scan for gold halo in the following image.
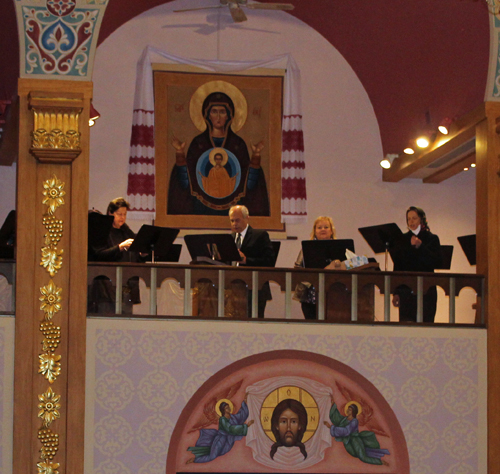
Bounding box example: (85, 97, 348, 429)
(209, 148, 229, 167)
(215, 398, 234, 417)
(190, 80, 247, 133)
(344, 401, 362, 416)
(261, 386, 319, 443)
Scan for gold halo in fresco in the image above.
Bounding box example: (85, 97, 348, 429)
(344, 400, 363, 416)
(215, 398, 234, 417)
(190, 80, 247, 133)
(209, 147, 229, 167)
(260, 386, 319, 443)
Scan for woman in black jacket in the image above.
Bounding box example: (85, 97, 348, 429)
(391, 206, 441, 322)
(89, 198, 143, 313)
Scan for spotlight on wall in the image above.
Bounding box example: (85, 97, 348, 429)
(404, 147, 415, 155)
(471, 163, 476, 168)
(438, 117, 452, 135)
(89, 102, 100, 127)
(380, 153, 398, 169)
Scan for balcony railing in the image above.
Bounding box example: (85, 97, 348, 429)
(86, 262, 485, 324)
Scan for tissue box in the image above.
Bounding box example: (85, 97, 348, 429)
(344, 255, 369, 270)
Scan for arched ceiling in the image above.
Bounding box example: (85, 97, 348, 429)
(0, 0, 490, 155)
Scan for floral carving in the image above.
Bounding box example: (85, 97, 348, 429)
(37, 461, 60, 474)
(42, 175, 65, 215)
(38, 387, 61, 427)
(39, 280, 62, 319)
(39, 353, 62, 384)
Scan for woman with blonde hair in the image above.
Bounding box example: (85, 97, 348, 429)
(294, 216, 337, 319)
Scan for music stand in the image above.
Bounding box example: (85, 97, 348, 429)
(145, 244, 182, 263)
(129, 225, 180, 262)
(457, 234, 476, 265)
(87, 212, 114, 261)
(0, 210, 15, 259)
(184, 234, 241, 265)
(437, 245, 453, 270)
(301, 239, 355, 269)
(358, 223, 403, 270)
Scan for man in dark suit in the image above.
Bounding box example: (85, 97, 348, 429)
(229, 205, 275, 318)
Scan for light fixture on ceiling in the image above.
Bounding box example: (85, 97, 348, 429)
(89, 102, 100, 127)
(416, 136, 430, 148)
(380, 153, 398, 169)
(471, 163, 476, 168)
(404, 147, 415, 155)
(438, 117, 452, 135)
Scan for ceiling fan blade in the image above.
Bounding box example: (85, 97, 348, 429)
(245, 3, 294, 10)
(228, 3, 248, 22)
(174, 5, 223, 12)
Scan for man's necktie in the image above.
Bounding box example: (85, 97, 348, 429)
(236, 233, 242, 250)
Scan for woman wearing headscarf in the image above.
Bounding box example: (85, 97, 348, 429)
(391, 206, 442, 322)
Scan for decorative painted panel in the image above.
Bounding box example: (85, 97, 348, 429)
(14, 0, 109, 80)
(85, 321, 487, 474)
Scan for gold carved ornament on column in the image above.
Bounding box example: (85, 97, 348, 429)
(29, 91, 83, 164)
(37, 175, 65, 474)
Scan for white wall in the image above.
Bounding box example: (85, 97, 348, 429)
(90, 0, 476, 321)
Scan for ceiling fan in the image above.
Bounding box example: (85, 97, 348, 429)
(174, 0, 295, 23)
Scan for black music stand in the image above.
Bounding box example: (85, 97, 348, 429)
(457, 234, 476, 265)
(144, 244, 182, 263)
(129, 225, 180, 262)
(301, 239, 355, 269)
(184, 234, 241, 265)
(437, 245, 453, 270)
(358, 223, 403, 270)
(0, 210, 15, 259)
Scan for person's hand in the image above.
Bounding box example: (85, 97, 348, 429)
(324, 421, 332, 428)
(392, 294, 400, 307)
(119, 238, 134, 251)
(251, 141, 264, 155)
(250, 140, 264, 168)
(246, 420, 254, 427)
(172, 136, 187, 166)
(238, 250, 247, 265)
(411, 235, 422, 248)
(172, 136, 186, 152)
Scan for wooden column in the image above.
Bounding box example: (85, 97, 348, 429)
(13, 78, 91, 474)
(476, 101, 500, 474)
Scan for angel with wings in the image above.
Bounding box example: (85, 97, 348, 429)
(323, 383, 390, 466)
(186, 382, 254, 464)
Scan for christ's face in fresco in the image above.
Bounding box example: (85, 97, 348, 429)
(276, 408, 302, 447)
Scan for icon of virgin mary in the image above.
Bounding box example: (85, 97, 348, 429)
(168, 80, 270, 216)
